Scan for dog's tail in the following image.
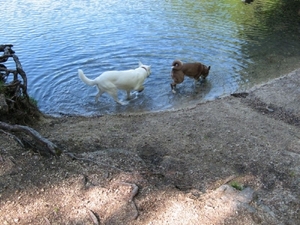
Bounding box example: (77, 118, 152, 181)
(78, 69, 96, 86)
(172, 60, 183, 70)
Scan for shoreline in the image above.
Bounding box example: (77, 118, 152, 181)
(43, 67, 300, 119)
(1, 68, 299, 224)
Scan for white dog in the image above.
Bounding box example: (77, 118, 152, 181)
(78, 62, 151, 105)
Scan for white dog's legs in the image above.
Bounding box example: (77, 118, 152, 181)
(95, 88, 104, 102)
(95, 87, 128, 105)
(126, 90, 131, 100)
(137, 86, 144, 92)
(106, 89, 126, 105)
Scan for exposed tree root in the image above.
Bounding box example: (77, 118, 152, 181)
(0, 44, 55, 156)
(0, 121, 61, 156)
(118, 182, 139, 220)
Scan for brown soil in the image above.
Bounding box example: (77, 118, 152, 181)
(0, 69, 299, 225)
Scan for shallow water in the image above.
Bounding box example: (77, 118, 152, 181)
(2, 0, 300, 116)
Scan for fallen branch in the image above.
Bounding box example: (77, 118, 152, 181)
(0, 121, 61, 156)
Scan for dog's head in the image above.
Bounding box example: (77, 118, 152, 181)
(201, 65, 211, 79)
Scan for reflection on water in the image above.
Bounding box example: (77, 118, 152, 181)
(1, 0, 300, 116)
(237, 0, 300, 88)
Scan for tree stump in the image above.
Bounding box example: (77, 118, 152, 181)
(0, 45, 60, 156)
(0, 44, 28, 103)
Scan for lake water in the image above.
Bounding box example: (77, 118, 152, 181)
(2, 0, 300, 116)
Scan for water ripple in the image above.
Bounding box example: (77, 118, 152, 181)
(1, 0, 300, 115)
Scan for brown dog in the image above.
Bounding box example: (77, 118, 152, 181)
(170, 60, 211, 93)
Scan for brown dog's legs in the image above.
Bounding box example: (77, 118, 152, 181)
(171, 69, 184, 94)
(170, 83, 177, 93)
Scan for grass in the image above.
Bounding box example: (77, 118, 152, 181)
(289, 171, 295, 177)
(230, 181, 244, 191)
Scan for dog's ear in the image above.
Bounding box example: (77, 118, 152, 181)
(139, 61, 143, 67)
(208, 66, 211, 70)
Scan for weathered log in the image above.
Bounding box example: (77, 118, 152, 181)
(0, 121, 61, 156)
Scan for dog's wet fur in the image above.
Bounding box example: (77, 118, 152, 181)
(170, 60, 211, 93)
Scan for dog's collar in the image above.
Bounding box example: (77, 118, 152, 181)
(141, 66, 148, 72)
(141, 66, 149, 75)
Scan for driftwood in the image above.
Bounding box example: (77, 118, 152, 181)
(0, 121, 61, 156)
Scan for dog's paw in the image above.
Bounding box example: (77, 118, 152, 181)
(172, 89, 177, 94)
(118, 101, 129, 105)
(138, 87, 144, 93)
(199, 76, 207, 82)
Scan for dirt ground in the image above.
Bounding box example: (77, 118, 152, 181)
(0, 68, 299, 225)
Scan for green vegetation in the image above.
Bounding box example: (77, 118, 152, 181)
(289, 171, 296, 177)
(230, 181, 244, 191)
(29, 97, 38, 107)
